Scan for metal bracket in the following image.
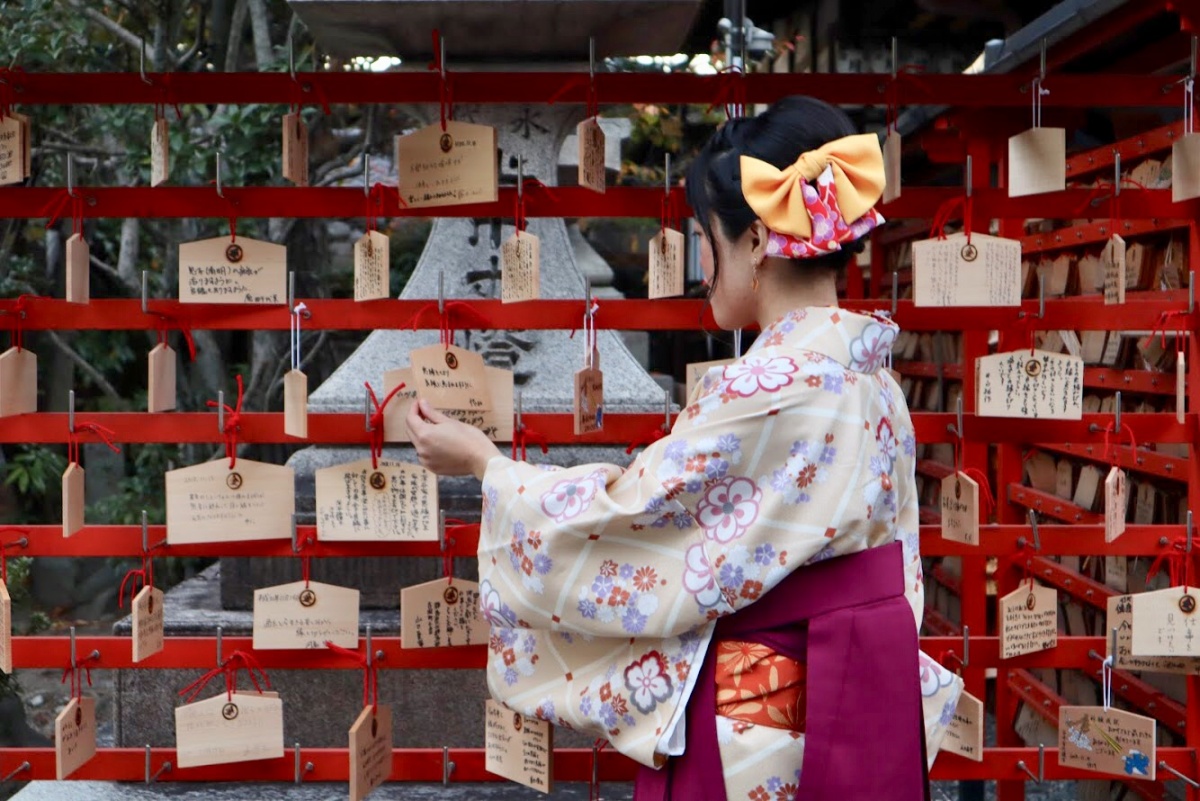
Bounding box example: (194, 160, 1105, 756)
(139, 38, 153, 85)
(144, 745, 172, 784)
(961, 624, 970, 668)
(294, 743, 314, 784)
(438, 270, 445, 315)
(141, 271, 150, 315)
(1088, 390, 1121, 434)
(965, 155, 972, 199)
(1159, 762, 1200, 789)
(217, 390, 225, 433)
(1015, 743, 1044, 783)
(216, 625, 224, 666)
(891, 271, 899, 316)
(443, 745, 456, 786)
(287, 273, 311, 319)
(66, 153, 77, 199)
(663, 387, 672, 432)
(68, 389, 75, 434)
(364, 386, 374, 432)
(0, 762, 30, 784)
(946, 396, 964, 439)
(1017, 508, 1041, 551)
(363, 153, 371, 197)
(438, 510, 448, 553)
(215, 152, 224, 199)
(1018, 273, 1046, 320)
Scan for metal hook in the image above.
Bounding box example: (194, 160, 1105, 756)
(438, 510, 447, 553)
(890, 36, 898, 80)
(1018, 509, 1041, 551)
(734, 329, 743, 359)
(142, 509, 149, 553)
(1038, 39, 1047, 83)
(217, 390, 225, 433)
(291, 514, 301, 554)
(288, 29, 296, 81)
(139, 39, 153, 85)
(1187, 510, 1193, 554)
(141, 271, 149, 315)
(0, 762, 30, 786)
(589, 36, 596, 83)
(517, 156, 523, 204)
(1114, 152, 1121, 197)
(144, 746, 172, 784)
(946, 396, 963, 439)
(1015, 745, 1044, 783)
(443, 746, 456, 786)
(585, 276, 592, 312)
(215, 152, 224, 199)
(364, 386, 373, 432)
(1191, 36, 1198, 81)
(287, 273, 311, 319)
(1160, 762, 1200, 789)
(363, 154, 370, 197)
(294, 743, 314, 784)
(365, 623, 372, 668)
(440, 35, 448, 79)
(66, 153, 77, 199)
(965, 155, 972, 199)
(0, 535, 28, 552)
(664, 153, 671, 196)
(891, 271, 898, 316)
(1087, 626, 1118, 663)
(961, 624, 969, 668)
(516, 391, 524, 432)
(216, 625, 223, 666)
(68, 389, 75, 434)
(663, 387, 672, 431)
(1115, 390, 1122, 434)
(1189, 272, 1194, 314)
(438, 270, 445, 315)
(1019, 274, 1046, 319)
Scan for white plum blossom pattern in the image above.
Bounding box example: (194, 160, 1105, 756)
(918, 651, 957, 698)
(624, 651, 674, 714)
(540, 471, 603, 522)
(683, 542, 723, 610)
(723, 355, 799, 397)
(695, 477, 763, 543)
(480, 579, 518, 628)
(848, 320, 897, 373)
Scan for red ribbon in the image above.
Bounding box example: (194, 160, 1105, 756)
(2, 294, 35, 351)
(1147, 536, 1192, 590)
(152, 314, 197, 361)
(60, 654, 94, 701)
(1101, 423, 1138, 466)
(365, 380, 407, 469)
(661, 187, 680, 236)
(40, 189, 86, 237)
(514, 178, 558, 235)
(325, 641, 381, 710)
(178, 650, 270, 704)
(441, 517, 468, 582)
(153, 73, 184, 122)
(411, 300, 492, 349)
(706, 67, 747, 120)
(118, 552, 154, 610)
(68, 422, 121, 467)
(512, 424, 549, 461)
(206, 374, 244, 469)
(428, 30, 453, 131)
(625, 426, 668, 456)
(928, 194, 973, 243)
(1149, 310, 1190, 354)
(885, 65, 928, 133)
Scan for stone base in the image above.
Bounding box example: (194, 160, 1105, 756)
(10, 781, 633, 800)
(112, 564, 595, 751)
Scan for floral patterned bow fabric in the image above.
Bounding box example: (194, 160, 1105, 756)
(761, 165, 884, 260)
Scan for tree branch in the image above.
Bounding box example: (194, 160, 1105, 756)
(44, 331, 123, 403)
(71, 2, 144, 51)
(224, 0, 249, 73)
(88, 254, 122, 283)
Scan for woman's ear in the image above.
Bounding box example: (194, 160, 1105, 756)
(747, 219, 769, 264)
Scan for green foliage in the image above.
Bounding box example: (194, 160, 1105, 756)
(3, 445, 66, 497)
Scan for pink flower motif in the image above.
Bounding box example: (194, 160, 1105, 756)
(724, 355, 798, 397)
(848, 321, 897, 374)
(683, 543, 722, 608)
(540, 475, 599, 522)
(918, 652, 956, 698)
(623, 651, 674, 714)
(695, 477, 761, 543)
(810, 212, 834, 245)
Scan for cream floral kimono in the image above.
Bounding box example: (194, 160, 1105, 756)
(478, 307, 962, 797)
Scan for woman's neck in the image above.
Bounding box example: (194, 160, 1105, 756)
(755, 263, 839, 331)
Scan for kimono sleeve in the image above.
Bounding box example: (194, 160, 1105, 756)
(478, 347, 887, 640)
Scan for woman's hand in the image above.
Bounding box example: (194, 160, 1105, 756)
(407, 399, 501, 480)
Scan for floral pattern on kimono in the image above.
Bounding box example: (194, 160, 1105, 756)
(478, 306, 960, 786)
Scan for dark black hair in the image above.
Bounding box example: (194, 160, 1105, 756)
(685, 96, 867, 291)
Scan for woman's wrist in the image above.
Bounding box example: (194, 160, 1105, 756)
(472, 443, 502, 481)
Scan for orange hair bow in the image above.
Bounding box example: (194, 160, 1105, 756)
(739, 133, 886, 239)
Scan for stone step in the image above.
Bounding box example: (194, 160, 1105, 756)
(10, 781, 634, 800)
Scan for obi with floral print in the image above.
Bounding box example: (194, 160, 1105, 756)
(477, 306, 960, 792)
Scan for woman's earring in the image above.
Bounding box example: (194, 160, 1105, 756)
(751, 261, 760, 293)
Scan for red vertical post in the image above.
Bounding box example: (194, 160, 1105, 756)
(1186, 221, 1200, 801)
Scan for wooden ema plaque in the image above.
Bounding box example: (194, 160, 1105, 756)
(349, 704, 392, 801)
(147, 343, 177, 413)
(1104, 466, 1127, 543)
(62, 463, 84, 538)
(577, 117, 606, 193)
(1102, 234, 1127, 305)
(573, 349, 603, 435)
(400, 578, 489, 648)
(1131, 585, 1200, 657)
(882, 130, 901, 204)
(0, 114, 26, 186)
(939, 472, 979, 545)
(0, 579, 10, 674)
(354, 230, 390, 302)
(283, 369, 308, 438)
(975, 350, 1083, 420)
(648, 228, 685, 299)
(282, 112, 309, 186)
(165, 459, 295, 544)
(315, 457, 438, 542)
(252, 580, 359, 650)
(0, 346, 37, 417)
(1007, 127, 1066, 197)
(150, 117, 168, 187)
(382, 365, 514, 443)
(998, 583, 1058, 659)
(912, 233, 1021, 307)
(396, 120, 498, 209)
(484, 699, 553, 793)
(1058, 706, 1155, 780)
(1173, 132, 1200, 202)
(178, 236, 286, 304)
(55, 696, 97, 779)
(65, 233, 89, 304)
(1106, 593, 1200, 673)
(939, 690, 983, 762)
(174, 692, 284, 768)
(501, 232, 540, 303)
(410, 343, 493, 412)
(132, 586, 164, 663)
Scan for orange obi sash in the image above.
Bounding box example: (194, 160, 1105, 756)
(714, 640, 807, 733)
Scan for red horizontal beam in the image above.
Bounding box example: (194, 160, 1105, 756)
(7, 524, 1185, 558)
(6, 71, 1193, 108)
(6, 187, 1200, 222)
(1027, 554, 1116, 611)
(1085, 368, 1178, 397)
(1065, 121, 1186, 179)
(0, 412, 1188, 446)
(1035, 441, 1187, 483)
(0, 297, 1189, 332)
(8, 635, 1113, 671)
(893, 361, 964, 380)
(0, 744, 1191, 783)
(1021, 218, 1191, 255)
(1008, 484, 1105, 524)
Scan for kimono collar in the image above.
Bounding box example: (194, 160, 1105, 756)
(746, 307, 898, 375)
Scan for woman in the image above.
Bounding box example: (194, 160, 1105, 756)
(408, 96, 962, 800)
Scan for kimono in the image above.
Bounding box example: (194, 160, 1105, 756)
(477, 306, 963, 798)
